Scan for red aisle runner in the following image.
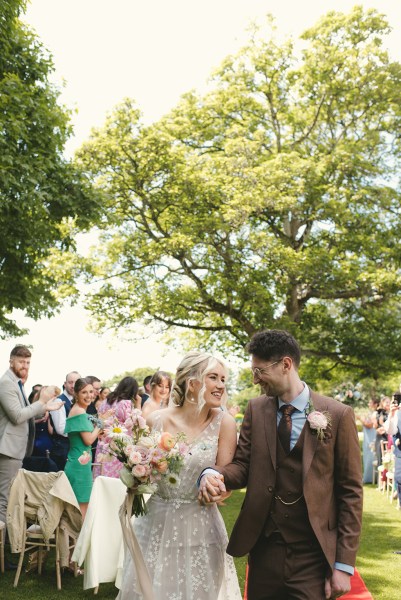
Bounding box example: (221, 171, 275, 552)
(243, 567, 372, 600)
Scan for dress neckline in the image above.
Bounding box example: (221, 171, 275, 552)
(67, 412, 88, 419)
(158, 409, 221, 445)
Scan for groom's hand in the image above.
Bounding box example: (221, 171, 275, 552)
(325, 569, 351, 598)
(198, 473, 226, 505)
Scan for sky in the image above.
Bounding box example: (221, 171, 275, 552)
(2, 0, 401, 389)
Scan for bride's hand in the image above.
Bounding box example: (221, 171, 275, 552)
(198, 473, 226, 504)
(216, 490, 232, 506)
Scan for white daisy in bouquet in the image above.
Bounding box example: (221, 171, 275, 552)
(102, 408, 188, 516)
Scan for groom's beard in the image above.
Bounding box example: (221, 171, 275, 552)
(260, 381, 284, 398)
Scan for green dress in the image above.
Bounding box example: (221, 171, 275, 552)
(64, 413, 94, 503)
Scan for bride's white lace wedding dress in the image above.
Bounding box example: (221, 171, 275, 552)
(117, 410, 242, 600)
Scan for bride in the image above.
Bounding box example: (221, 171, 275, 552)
(117, 351, 242, 599)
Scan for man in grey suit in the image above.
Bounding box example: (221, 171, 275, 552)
(0, 345, 64, 531)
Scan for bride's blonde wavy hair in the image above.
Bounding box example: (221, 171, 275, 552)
(170, 351, 228, 411)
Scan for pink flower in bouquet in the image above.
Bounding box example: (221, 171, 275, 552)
(78, 451, 91, 465)
(158, 432, 175, 451)
(138, 415, 147, 429)
(132, 446, 150, 464)
(128, 450, 143, 465)
(307, 411, 328, 430)
(149, 447, 164, 463)
(132, 464, 148, 479)
(129, 408, 147, 428)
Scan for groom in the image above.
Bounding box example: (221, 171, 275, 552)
(199, 330, 363, 599)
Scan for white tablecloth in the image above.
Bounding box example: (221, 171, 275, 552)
(72, 476, 127, 590)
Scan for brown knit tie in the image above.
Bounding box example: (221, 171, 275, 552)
(278, 404, 296, 454)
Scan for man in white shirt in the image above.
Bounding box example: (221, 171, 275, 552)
(50, 371, 80, 470)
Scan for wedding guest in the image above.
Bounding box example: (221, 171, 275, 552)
(374, 396, 390, 466)
(0, 343, 63, 569)
(141, 371, 172, 419)
(200, 329, 363, 600)
(85, 375, 101, 415)
(64, 378, 103, 519)
(30, 386, 54, 458)
(140, 375, 152, 407)
(97, 386, 110, 405)
(50, 370, 80, 470)
(28, 384, 42, 404)
(384, 393, 401, 505)
(357, 399, 379, 484)
(85, 375, 101, 461)
(94, 376, 140, 478)
(117, 351, 241, 599)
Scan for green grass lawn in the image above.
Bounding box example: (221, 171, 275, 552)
(357, 485, 401, 600)
(1, 486, 400, 599)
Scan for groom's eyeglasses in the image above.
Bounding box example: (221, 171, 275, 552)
(251, 359, 283, 378)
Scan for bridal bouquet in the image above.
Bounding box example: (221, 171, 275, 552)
(101, 408, 189, 517)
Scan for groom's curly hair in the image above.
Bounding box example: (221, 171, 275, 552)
(247, 330, 301, 368)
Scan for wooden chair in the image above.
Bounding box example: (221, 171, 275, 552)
(386, 471, 395, 503)
(377, 465, 386, 492)
(0, 520, 5, 573)
(14, 522, 77, 589)
(7, 470, 82, 590)
(380, 440, 388, 457)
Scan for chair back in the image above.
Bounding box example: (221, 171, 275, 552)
(7, 469, 82, 557)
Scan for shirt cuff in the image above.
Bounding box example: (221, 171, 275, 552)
(196, 468, 219, 488)
(334, 562, 354, 575)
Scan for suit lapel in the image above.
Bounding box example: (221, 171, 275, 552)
(302, 389, 327, 481)
(264, 396, 277, 471)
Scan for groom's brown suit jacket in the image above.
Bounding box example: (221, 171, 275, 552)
(219, 390, 363, 572)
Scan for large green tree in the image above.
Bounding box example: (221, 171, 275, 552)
(77, 7, 401, 380)
(0, 0, 100, 336)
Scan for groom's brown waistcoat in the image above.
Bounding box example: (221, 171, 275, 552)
(264, 426, 316, 543)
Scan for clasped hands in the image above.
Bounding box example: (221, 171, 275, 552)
(198, 472, 231, 506)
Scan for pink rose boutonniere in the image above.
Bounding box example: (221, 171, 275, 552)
(305, 403, 332, 442)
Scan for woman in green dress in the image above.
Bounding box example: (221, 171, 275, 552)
(64, 377, 103, 519)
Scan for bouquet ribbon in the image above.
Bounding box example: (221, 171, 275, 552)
(119, 489, 155, 600)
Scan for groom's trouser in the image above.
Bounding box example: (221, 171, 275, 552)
(247, 532, 329, 600)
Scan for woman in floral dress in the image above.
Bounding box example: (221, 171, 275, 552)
(95, 376, 141, 478)
(117, 351, 242, 600)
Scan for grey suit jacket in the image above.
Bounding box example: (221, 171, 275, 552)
(0, 368, 45, 459)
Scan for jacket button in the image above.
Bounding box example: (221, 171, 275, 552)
(268, 486, 274, 493)
(284, 513, 289, 518)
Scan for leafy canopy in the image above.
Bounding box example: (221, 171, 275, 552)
(0, 0, 100, 336)
(77, 7, 401, 381)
